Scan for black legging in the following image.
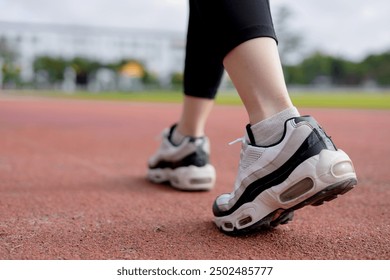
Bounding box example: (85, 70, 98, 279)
(184, 0, 277, 99)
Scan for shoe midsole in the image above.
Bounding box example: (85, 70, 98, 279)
(215, 149, 357, 231)
(148, 164, 216, 190)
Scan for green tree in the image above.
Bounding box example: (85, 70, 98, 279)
(361, 52, 390, 85)
(142, 70, 159, 86)
(70, 57, 101, 75)
(284, 50, 389, 86)
(285, 52, 334, 84)
(33, 56, 68, 83)
(0, 37, 21, 86)
(170, 72, 183, 89)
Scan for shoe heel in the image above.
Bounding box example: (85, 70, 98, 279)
(171, 164, 216, 191)
(317, 149, 357, 182)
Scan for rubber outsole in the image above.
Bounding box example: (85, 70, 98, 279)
(219, 177, 357, 236)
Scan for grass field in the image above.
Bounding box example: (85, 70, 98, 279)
(3, 89, 390, 109)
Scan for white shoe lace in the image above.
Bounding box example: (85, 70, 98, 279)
(228, 137, 247, 146)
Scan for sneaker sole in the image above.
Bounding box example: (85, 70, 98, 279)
(148, 164, 216, 191)
(220, 177, 357, 235)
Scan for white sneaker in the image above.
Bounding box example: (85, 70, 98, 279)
(213, 116, 357, 234)
(148, 125, 216, 191)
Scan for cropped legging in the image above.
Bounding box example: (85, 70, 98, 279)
(184, 0, 277, 99)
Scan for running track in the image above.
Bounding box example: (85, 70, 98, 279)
(0, 95, 389, 259)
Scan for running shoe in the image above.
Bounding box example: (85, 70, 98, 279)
(213, 116, 357, 234)
(147, 124, 216, 191)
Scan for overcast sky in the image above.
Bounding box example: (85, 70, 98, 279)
(0, 0, 389, 62)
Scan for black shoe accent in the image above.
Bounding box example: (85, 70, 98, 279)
(246, 116, 336, 150)
(149, 142, 209, 170)
(167, 124, 178, 144)
(295, 116, 337, 150)
(213, 128, 332, 217)
(245, 123, 257, 145)
(220, 177, 357, 235)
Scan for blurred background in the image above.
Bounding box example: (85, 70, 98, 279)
(0, 0, 389, 93)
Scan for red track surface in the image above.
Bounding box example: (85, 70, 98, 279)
(0, 96, 389, 259)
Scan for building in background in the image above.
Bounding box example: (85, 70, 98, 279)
(0, 21, 186, 88)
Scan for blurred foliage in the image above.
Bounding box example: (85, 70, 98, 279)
(362, 52, 390, 85)
(33, 56, 68, 83)
(29, 50, 390, 88)
(284, 51, 390, 86)
(2, 16, 389, 90)
(274, 5, 389, 86)
(0, 37, 21, 85)
(32, 56, 158, 86)
(71, 57, 101, 75)
(170, 72, 183, 89)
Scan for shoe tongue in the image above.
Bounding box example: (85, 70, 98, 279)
(245, 124, 256, 145)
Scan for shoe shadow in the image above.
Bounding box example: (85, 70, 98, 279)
(193, 219, 284, 239)
(116, 176, 285, 238)
(119, 175, 179, 193)
(122, 175, 213, 193)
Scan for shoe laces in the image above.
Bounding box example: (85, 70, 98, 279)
(228, 137, 247, 146)
(228, 137, 250, 191)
